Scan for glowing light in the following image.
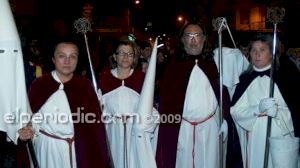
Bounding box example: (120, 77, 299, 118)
(177, 16, 183, 22)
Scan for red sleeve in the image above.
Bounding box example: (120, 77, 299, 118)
(98, 67, 120, 95)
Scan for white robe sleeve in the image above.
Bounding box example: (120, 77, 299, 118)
(231, 97, 260, 132)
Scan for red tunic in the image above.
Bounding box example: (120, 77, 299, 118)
(28, 73, 112, 168)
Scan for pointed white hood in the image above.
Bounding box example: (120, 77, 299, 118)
(133, 38, 159, 168)
(0, 0, 20, 42)
(137, 38, 158, 119)
(0, 0, 31, 144)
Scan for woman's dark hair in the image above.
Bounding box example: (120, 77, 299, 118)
(244, 33, 280, 73)
(109, 40, 139, 69)
(250, 34, 272, 53)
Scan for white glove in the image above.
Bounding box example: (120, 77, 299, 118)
(259, 98, 278, 117)
(218, 120, 228, 141)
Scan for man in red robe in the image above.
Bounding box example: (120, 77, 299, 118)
(156, 22, 231, 168)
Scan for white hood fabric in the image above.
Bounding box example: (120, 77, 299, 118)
(0, 0, 32, 144)
(213, 47, 249, 98)
(0, 0, 20, 42)
(135, 38, 158, 131)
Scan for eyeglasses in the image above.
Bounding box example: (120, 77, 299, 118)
(183, 32, 203, 40)
(56, 54, 78, 60)
(117, 51, 134, 58)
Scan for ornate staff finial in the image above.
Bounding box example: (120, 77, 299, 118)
(73, 17, 97, 94)
(267, 7, 285, 24)
(212, 17, 226, 32)
(212, 17, 237, 48)
(74, 17, 92, 34)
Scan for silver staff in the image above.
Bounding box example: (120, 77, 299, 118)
(74, 18, 98, 93)
(263, 7, 285, 168)
(212, 17, 226, 168)
(74, 18, 114, 167)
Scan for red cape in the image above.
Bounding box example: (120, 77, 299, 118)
(28, 73, 112, 168)
(99, 67, 145, 94)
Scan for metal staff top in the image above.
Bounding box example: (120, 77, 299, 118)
(74, 18, 92, 34)
(212, 17, 237, 48)
(74, 18, 98, 93)
(266, 7, 285, 98)
(267, 7, 285, 24)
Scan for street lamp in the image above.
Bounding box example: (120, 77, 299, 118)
(135, 0, 140, 5)
(177, 16, 184, 22)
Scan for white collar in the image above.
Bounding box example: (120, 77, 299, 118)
(111, 68, 134, 78)
(253, 64, 271, 72)
(51, 70, 64, 90)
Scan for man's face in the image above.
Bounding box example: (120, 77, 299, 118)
(181, 24, 205, 56)
(52, 43, 78, 77)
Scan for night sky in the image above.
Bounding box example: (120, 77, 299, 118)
(12, 0, 300, 47)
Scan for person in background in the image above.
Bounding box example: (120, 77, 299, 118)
(23, 38, 44, 89)
(238, 41, 250, 61)
(138, 41, 152, 73)
(139, 40, 152, 62)
(286, 47, 300, 71)
(154, 48, 169, 109)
